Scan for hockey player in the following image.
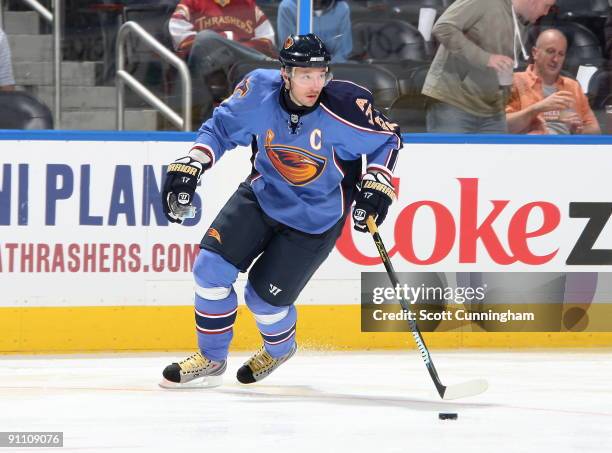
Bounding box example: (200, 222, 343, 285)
(160, 33, 401, 388)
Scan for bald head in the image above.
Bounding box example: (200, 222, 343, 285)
(535, 29, 567, 50)
(532, 28, 568, 84)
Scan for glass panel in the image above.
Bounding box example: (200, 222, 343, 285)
(1, 0, 610, 133)
(351, 0, 611, 135)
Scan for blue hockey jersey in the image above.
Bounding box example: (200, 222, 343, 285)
(190, 69, 402, 234)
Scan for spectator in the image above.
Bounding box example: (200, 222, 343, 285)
(0, 27, 15, 91)
(277, 0, 352, 62)
(422, 0, 556, 133)
(169, 0, 277, 120)
(506, 29, 601, 134)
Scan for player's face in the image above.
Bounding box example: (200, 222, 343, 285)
(533, 32, 567, 82)
(285, 67, 329, 107)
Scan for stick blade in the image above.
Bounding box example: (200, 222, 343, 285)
(442, 379, 488, 400)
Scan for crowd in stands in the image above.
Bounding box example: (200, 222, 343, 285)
(1, 0, 612, 133)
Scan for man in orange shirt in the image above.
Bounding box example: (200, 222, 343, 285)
(506, 28, 600, 134)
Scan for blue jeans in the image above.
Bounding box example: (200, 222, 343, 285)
(426, 101, 507, 134)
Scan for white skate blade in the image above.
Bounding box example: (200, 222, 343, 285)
(159, 375, 223, 389)
(441, 379, 488, 400)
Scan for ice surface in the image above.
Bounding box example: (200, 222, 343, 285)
(1, 351, 611, 452)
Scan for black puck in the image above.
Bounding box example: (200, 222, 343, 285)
(438, 412, 458, 420)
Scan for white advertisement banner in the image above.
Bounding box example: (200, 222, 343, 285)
(1, 139, 611, 307)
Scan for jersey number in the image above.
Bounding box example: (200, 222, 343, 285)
(355, 98, 398, 132)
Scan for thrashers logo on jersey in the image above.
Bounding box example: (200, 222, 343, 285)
(207, 228, 222, 244)
(222, 77, 249, 105)
(264, 129, 327, 186)
(233, 77, 250, 98)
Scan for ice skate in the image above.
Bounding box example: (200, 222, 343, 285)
(236, 343, 297, 384)
(160, 351, 226, 389)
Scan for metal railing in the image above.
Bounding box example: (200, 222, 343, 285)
(0, 0, 61, 129)
(116, 21, 191, 131)
(22, 0, 52, 22)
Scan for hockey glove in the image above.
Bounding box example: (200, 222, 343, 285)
(162, 156, 203, 224)
(352, 172, 396, 232)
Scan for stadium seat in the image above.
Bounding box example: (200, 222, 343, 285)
(351, 18, 428, 62)
(122, 4, 175, 50)
(0, 92, 53, 130)
(331, 63, 399, 109)
(121, 3, 176, 74)
(387, 94, 428, 133)
(382, 61, 429, 96)
(228, 60, 282, 89)
(587, 67, 612, 110)
(349, 1, 386, 25)
(387, 64, 430, 133)
(556, 0, 609, 18)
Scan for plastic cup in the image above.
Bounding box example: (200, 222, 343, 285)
(418, 8, 437, 42)
(497, 66, 513, 86)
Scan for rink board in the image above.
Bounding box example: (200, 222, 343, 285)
(2, 305, 612, 353)
(1, 131, 611, 352)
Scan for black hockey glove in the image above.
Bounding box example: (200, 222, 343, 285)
(162, 156, 204, 224)
(352, 172, 396, 233)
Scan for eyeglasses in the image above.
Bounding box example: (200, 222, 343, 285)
(290, 71, 333, 87)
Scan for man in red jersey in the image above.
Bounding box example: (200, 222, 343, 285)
(169, 0, 277, 121)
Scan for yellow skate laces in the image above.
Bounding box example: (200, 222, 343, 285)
(246, 347, 276, 373)
(179, 352, 209, 373)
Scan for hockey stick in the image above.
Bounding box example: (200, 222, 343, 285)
(366, 216, 488, 400)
